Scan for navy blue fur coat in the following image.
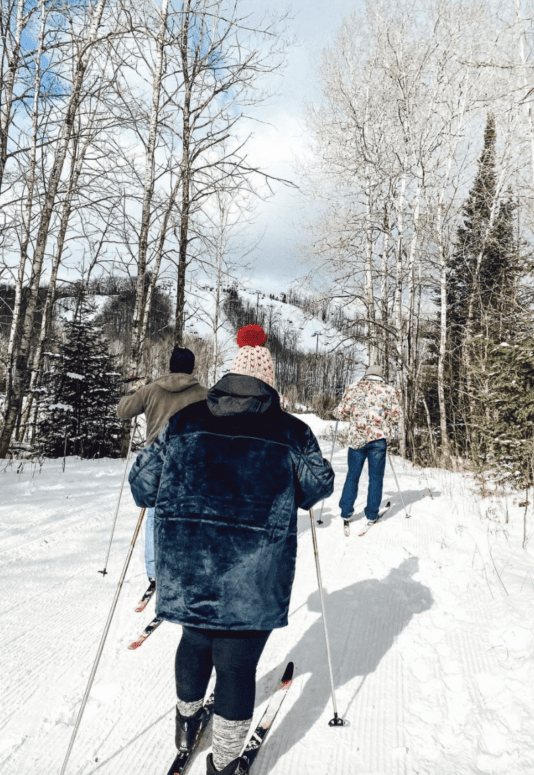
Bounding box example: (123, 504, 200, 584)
(128, 374, 334, 630)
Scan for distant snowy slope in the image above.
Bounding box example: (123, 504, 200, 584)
(184, 286, 365, 377)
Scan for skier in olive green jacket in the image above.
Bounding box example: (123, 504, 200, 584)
(117, 346, 207, 584)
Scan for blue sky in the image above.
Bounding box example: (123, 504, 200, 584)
(237, 0, 365, 296)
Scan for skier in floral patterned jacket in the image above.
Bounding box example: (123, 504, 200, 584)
(333, 364, 401, 524)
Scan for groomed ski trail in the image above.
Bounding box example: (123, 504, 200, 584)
(1, 440, 533, 775)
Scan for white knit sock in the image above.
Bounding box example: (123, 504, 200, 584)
(176, 696, 204, 717)
(212, 713, 251, 770)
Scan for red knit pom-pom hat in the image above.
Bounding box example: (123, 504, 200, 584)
(230, 325, 275, 387)
(236, 324, 267, 348)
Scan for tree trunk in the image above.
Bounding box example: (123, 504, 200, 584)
(18, 121, 94, 442)
(0, 0, 24, 191)
(140, 172, 182, 348)
(380, 204, 390, 380)
(0, 0, 109, 458)
(394, 172, 407, 457)
(129, 0, 169, 374)
(515, 0, 534, 186)
(463, 166, 505, 447)
(7, 0, 47, 436)
(364, 186, 376, 363)
(175, 0, 192, 347)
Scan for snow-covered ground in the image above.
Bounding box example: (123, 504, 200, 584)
(2, 418, 534, 775)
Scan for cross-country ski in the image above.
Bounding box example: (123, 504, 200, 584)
(343, 502, 391, 537)
(135, 578, 156, 612)
(128, 616, 164, 650)
(239, 662, 294, 772)
(357, 501, 392, 536)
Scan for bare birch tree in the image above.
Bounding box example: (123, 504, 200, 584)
(0, 0, 124, 456)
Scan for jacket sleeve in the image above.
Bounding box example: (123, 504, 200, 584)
(333, 388, 351, 421)
(128, 426, 168, 508)
(387, 387, 402, 425)
(117, 386, 147, 420)
(291, 428, 335, 511)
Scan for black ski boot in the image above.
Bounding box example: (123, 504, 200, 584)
(206, 753, 249, 775)
(175, 705, 210, 753)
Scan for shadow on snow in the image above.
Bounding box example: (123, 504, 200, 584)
(255, 556, 433, 770)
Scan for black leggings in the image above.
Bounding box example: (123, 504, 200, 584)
(175, 626, 271, 720)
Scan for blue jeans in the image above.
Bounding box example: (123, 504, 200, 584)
(339, 439, 387, 520)
(145, 507, 156, 579)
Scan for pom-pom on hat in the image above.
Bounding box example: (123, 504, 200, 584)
(231, 325, 274, 387)
(236, 324, 267, 348)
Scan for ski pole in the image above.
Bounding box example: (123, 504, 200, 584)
(387, 451, 410, 519)
(99, 417, 136, 575)
(308, 508, 345, 727)
(317, 419, 339, 524)
(60, 507, 146, 775)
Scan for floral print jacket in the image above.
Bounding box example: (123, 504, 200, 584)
(333, 379, 401, 449)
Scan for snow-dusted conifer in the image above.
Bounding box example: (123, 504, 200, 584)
(482, 339, 534, 482)
(38, 293, 121, 458)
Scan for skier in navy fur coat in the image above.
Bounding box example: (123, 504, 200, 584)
(128, 325, 334, 775)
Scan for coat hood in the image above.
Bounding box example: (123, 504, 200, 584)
(207, 373, 279, 417)
(152, 374, 201, 394)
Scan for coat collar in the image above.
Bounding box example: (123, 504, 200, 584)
(207, 373, 279, 417)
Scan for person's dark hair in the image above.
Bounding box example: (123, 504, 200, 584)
(169, 346, 195, 374)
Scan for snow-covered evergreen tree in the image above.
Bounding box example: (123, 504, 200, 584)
(479, 338, 534, 482)
(38, 294, 122, 458)
(445, 116, 527, 460)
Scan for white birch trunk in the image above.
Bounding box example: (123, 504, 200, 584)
(515, 0, 534, 186)
(464, 164, 507, 422)
(365, 185, 376, 363)
(380, 206, 390, 373)
(0, 0, 24, 189)
(19, 122, 95, 442)
(4, 0, 47, 412)
(140, 171, 182, 348)
(0, 0, 110, 457)
(130, 0, 170, 373)
(394, 171, 407, 456)
(436, 85, 469, 461)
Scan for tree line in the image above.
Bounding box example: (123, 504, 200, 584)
(301, 0, 534, 481)
(2, 0, 534, 485)
(0, 0, 288, 457)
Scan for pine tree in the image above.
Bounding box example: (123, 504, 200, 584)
(38, 294, 122, 458)
(448, 115, 498, 337)
(444, 115, 522, 457)
(481, 339, 534, 482)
